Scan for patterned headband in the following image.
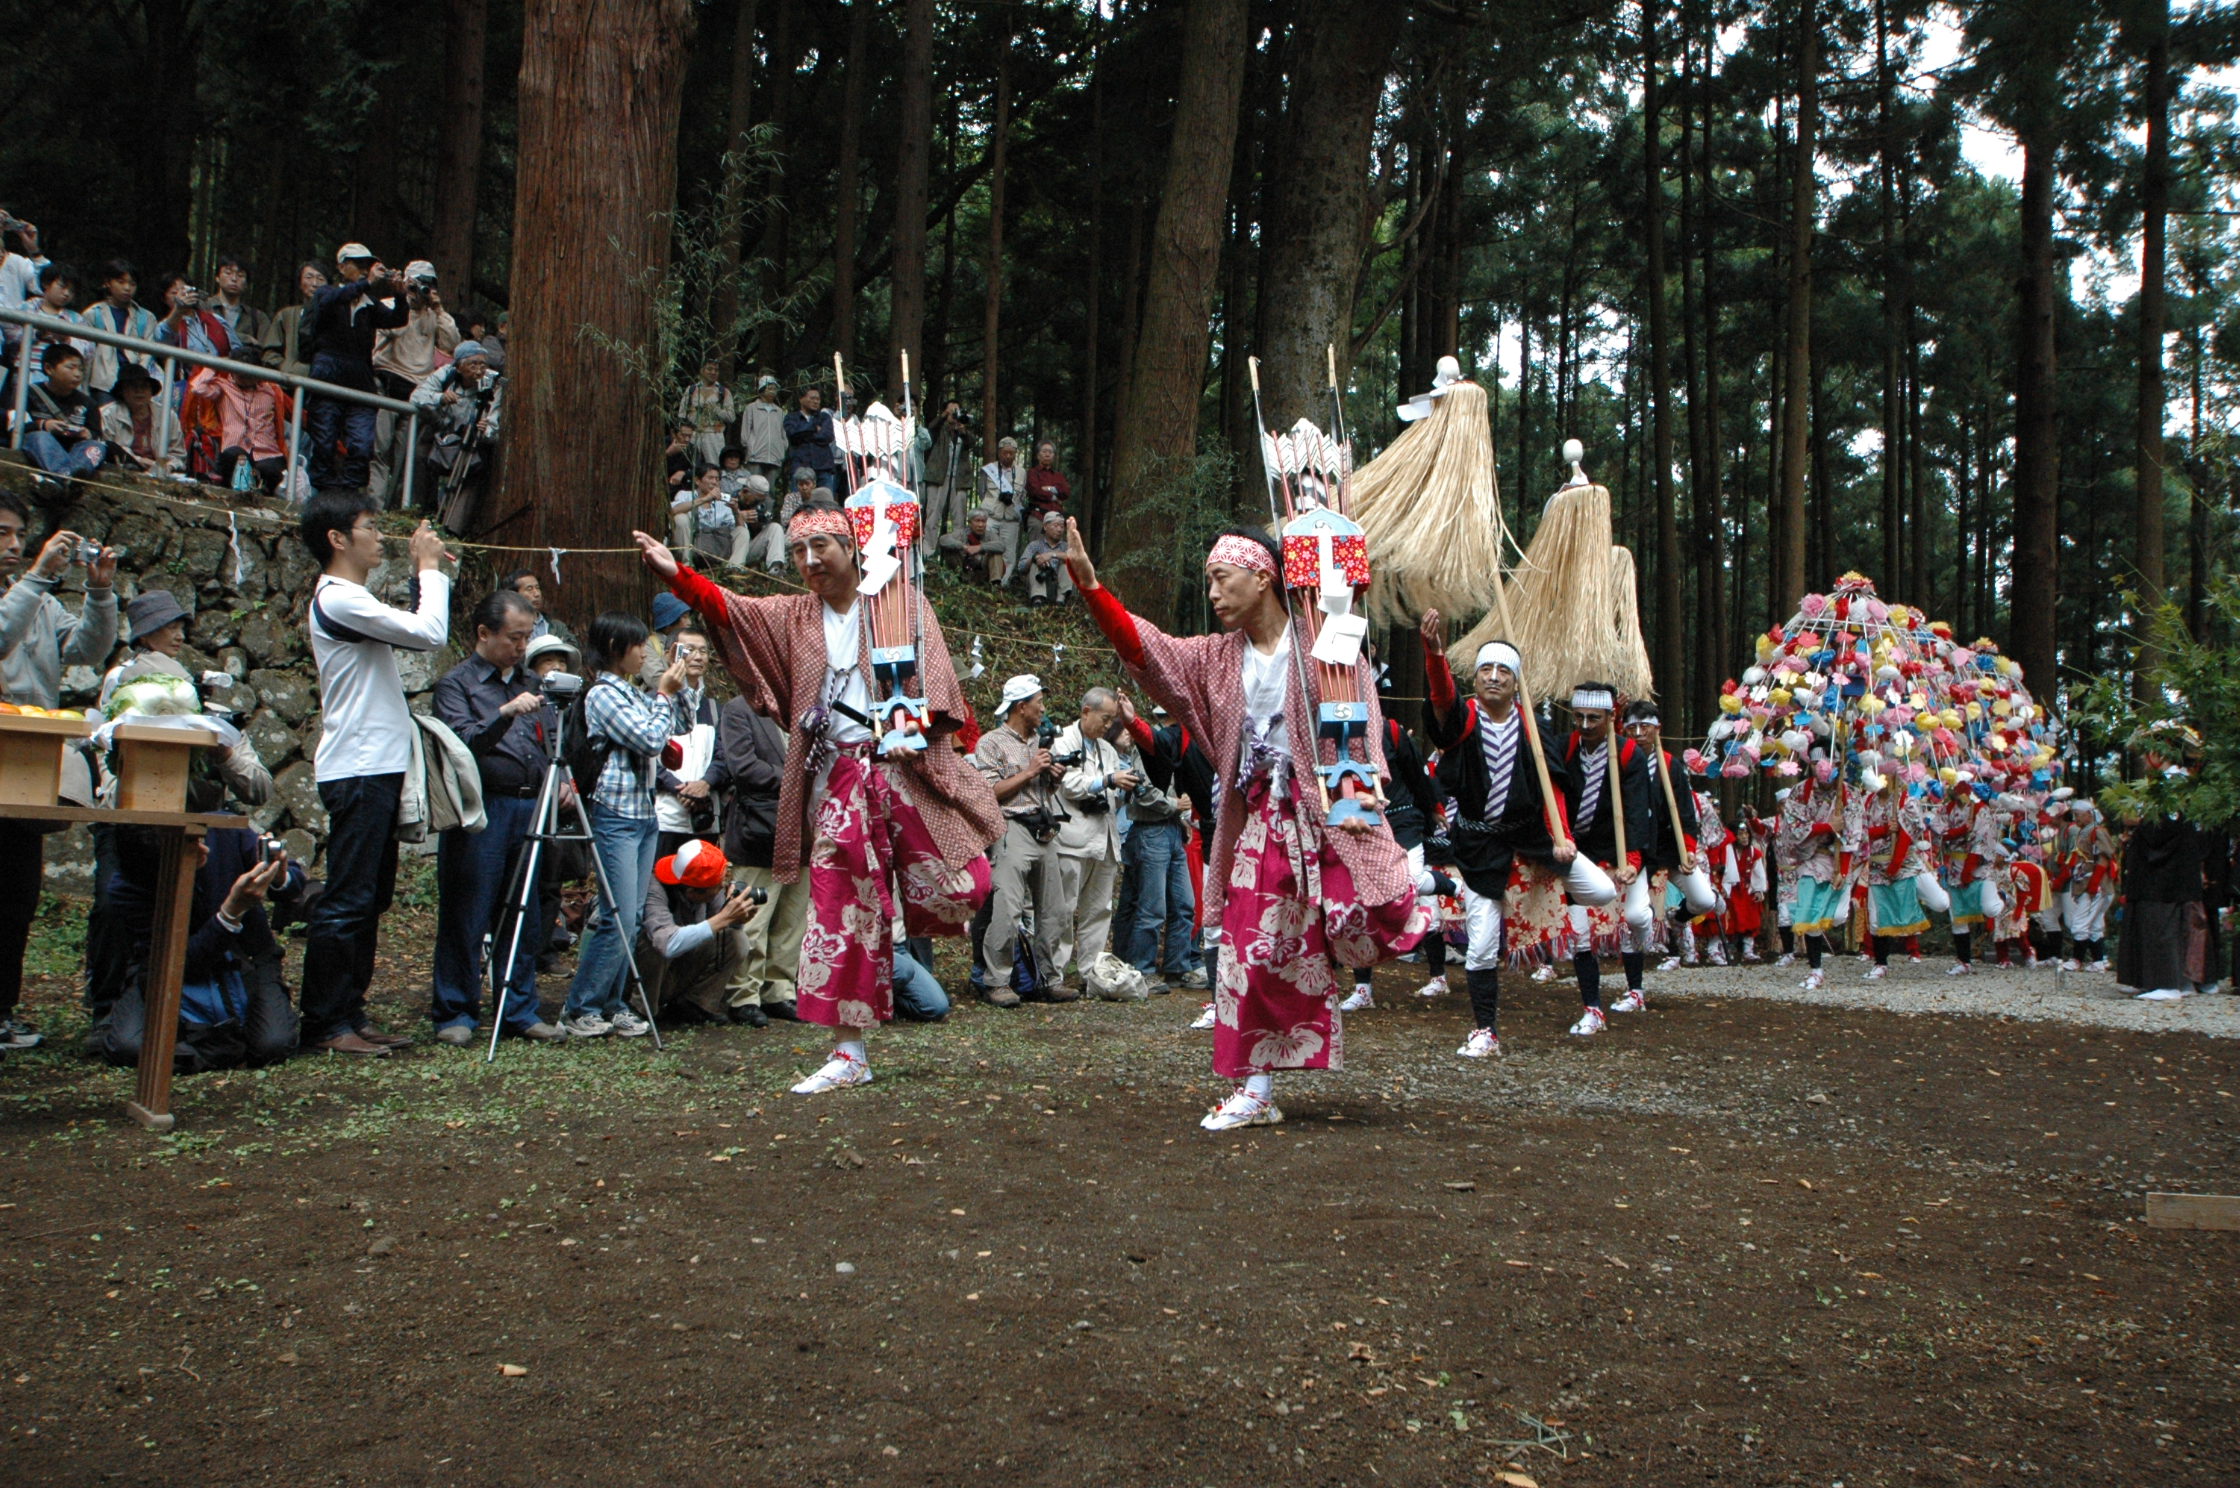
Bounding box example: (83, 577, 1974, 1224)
(788, 507, 853, 541)
(1205, 535, 1276, 576)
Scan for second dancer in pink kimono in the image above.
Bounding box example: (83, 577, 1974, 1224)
(1062, 519, 1427, 1131)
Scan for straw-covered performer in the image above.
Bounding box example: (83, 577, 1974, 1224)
(1060, 519, 1426, 1131)
(633, 503, 1000, 1094)
(1418, 610, 1572, 1058)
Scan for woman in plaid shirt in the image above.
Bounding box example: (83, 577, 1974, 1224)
(562, 612, 687, 1038)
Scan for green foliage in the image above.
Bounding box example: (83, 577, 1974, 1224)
(1097, 441, 1241, 636)
(2071, 580, 2240, 825)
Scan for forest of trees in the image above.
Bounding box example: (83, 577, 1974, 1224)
(4, 0, 2236, 741)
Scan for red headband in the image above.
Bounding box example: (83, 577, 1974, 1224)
(1205, 535, 1275, 576)
(788, 507, 853, 542)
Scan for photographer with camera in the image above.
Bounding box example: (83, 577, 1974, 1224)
(154, 271, 234, 360)
(970, 674, 1074, 1007)
(427, 588, 569, 1046)
(0, 497, 117, 1051)
(370, 260, 459, 503)
(413, 339, 501, 531)
(302, 244, 409, 494)
(636, 839, 767, 1024)
(1049, 687, 1139, 991)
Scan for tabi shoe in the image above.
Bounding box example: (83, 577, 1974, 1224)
(433, 1024, 477, 1047)
(1531, 965, 1557, 984)
(2060, 958, 2081, 972)
(1708, 944, 1731, 967)
(1609, 989, 1646, 1014)
(1199, 1088, 1283, 1131)
(791, 1049, 873, 1094)
(608, 1008, 653, 1038)
(1741, 949, 1763, 964)
(2136, 988, 2190, 1002)
(1415, 975, 1449, 999)
(2083, 960, 2110, 973)
(1457, 1027, 1501, 1059)
(1801, 969, 1825, 990)
(1338, 986, 1374, 1012)
(1947, 962, 1973, 977)
(1568, 1006, 1607, 1037)
(313, 1032, 391, 1057)
(1864, 964, 1887, 981)
(1774, 953, 1797, 968)
(1658, 955, 1683, 972)
(1188, 1002, 1217, 1031)
(561, 1012, 613, 1039)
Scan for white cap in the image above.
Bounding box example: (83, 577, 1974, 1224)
(404, 259, 438, 284)
(335, 242, 374, 265)
(997, 674, 1043, 716)
(1474, 641, 1521, 676)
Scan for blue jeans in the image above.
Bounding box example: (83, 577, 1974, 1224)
(893, 949, 950, 1021)
(306, 371, 379, 491)
(300, 773, 403, 1043)
(1125, 818, 1201, 977)
(430, 796, 543, 1031)
(24, 431, 107, 479)
(565, 804, 660, 1018)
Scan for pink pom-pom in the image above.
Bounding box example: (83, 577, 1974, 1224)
(1798, 593, 1829, 617)
(1774, 759, 1801, 777)
(1723, 759, 1752, 779)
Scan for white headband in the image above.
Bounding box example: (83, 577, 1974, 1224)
(1474, 642, 1521, 676)
(1570, 687, 1616, 712)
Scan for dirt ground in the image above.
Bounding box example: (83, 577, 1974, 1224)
(1, 895, 2235, 1487)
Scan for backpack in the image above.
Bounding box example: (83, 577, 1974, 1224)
(561, 678, 617, 795)
(1011, 921, 1051, 1001)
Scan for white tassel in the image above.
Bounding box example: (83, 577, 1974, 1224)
(226, 510, 245, 585)
(549, 547, 566, 585)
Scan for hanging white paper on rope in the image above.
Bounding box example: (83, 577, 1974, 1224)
(549, 547, 567, 585)
(226, 510, 245, 585)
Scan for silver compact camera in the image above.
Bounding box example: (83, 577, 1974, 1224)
(76, 540, 101, 566)
(539, 671, 585, 698)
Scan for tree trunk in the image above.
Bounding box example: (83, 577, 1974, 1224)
(1081, 13, 1106, 535)
(2188, 308, 2208, 639)
(2009, 135, 2061, 692)
(755, 0, 800, 373)
(1875, 0, 1902, 592)
(1253, 0, 1396, 429)
(494, 0, 697, 619)
(1694, 3, 1727, 730)
(980, 37, 1013, 453)
(1775, 3, 1816, 614)
(887, 0, 934, 396)
(1103, 0, 1252, 621)
(136, 0, 199, 271)
(432, 0, 490, 298)
(829, 0, 873, 368)
(1644, 1, 1684, 716)
(712, 0, 761, 376)
(2134, 1, 2171, 681)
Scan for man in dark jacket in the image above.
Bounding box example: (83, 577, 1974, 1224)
(1118, 698, 1212, 993)
(782, 385, 836, 488)
(90, 827, 301, 1072)
(1420, 611, 1571, 1058)
(716, 695, 802, 1025)
(1340, 705, 1452, 1011)
(302, 243, 407, 493)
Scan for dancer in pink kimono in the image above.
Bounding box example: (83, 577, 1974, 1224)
(633, 507, 1001, 1093)
(1062, 519, 1426, 1131)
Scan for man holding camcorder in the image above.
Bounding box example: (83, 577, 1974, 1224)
(971, 675, 1074, 1008)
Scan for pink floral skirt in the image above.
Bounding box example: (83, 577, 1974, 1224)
(1213, 779, 1425, 1080)
(796, 754, 992, 1029)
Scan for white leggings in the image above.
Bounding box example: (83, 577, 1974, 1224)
(1567, 873, 1654, 951)
(1461, 883, 1504, 971)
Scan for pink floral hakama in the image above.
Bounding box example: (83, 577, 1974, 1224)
(797, 753, 992, 1030)
(1213, 777, 1426, 1079)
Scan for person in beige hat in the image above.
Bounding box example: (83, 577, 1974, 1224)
(369, 258, 458, 503)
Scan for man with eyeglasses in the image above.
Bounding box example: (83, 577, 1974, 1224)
(653, 625, 727, 857)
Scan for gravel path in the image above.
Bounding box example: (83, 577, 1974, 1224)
(1641, 954, 2240, 1038)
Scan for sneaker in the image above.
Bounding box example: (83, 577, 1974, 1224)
(1708, 945, 1730, 966)
(791, 1050, 873, 1093)
(1801, 970, 1825, 990)
(1531, 964, 1557, 984)
(1415, 975, 1449, 999)
(1908, 954, 1924, 964)
(1658, 955, 1682, 972)
(562, 1012, 613, 1038)
(1189, 1002, 1217, 1031)
(1947, 962, 1974, 977)
(0, 1019, 43, 1050)
(2084, 960, 2110, 973)
(1609, 989, 1646, 1014)
(1568, 1006, 1607, 1037)
(434, 1024, 477, 1047)
(1177, 968, 1211, 991)
(1864, 964, 1887, 981)
(1455, 1026, 1501, 1058)
(514, 1021, 570, 1043)
(1775, 953, 1797, 968)
(608, 1008, 653, 1038)
(1199, 1088, 1283, 1131)
(1338, 986, 1374, 1012)
(2060, 958, 2081, 972)
(1741, 949, 1763, 964)
(2136, 988, 2190, 1002)
(979, 986, 1022, 1009)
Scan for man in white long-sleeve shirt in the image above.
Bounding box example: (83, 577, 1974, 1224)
(299, 490, 452, 1056)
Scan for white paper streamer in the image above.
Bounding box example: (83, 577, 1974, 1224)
(227, 510, 245, 585)
(549, 547, 566, 585)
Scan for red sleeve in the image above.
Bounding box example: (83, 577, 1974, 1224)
(1076, 581, 1148, 671)
(1424, 635, 1456, 711)
(1125, 714, 1156, 753)
(667, 562, 733, 628)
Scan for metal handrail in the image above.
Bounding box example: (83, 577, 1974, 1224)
(2, 305, 423, 508)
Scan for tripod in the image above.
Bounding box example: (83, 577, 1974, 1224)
(480, 688, 662, 1062)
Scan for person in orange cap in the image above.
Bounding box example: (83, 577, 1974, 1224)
(637, 838, 768, 1024)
